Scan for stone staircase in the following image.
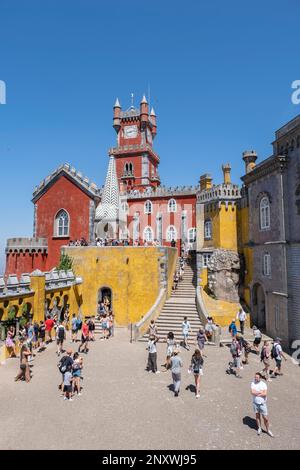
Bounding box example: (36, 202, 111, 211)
(139, 258, 203, 343)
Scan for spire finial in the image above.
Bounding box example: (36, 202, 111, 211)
(130, 92, 134, 108)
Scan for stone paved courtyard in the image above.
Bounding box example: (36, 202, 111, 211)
(0, 329, 300, 450)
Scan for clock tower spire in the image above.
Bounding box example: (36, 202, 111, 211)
(109, 94, 160, 193)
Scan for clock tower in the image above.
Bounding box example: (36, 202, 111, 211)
(109, 95, 160, 192)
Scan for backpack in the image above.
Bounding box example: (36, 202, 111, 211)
(230, 343, 237, 356)
(57, 326, 65, 340)
(271, 343, 278, 359)
(76, 319, 82, 329)
(58, 356, 69, 374)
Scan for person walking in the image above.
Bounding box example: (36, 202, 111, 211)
(56, 321, 66, 356)
(88, 317, 95, 341)
(71, 314, 78, 342)
(5, 326, 17, 358)
(63, 368, 73, 401)
(229, 319, 237, 338)
(253, 326, 262, 354)
(108, 312, 114, 338)
(45, 315, 55, 343)
(78, 320, 89, 353)
(236, 308, 247, 335)
(146, 335, 160, 374)
(58, 349, 74, 392)
(196, 328, 208, 356)
(260, 340, 272, 381)
(162, 331, 176, 371)
(182, 316, 192, 350)
(72, 352, 83, 396)
(170, 348, 183, 397)
(251, 372, 274, 437)
(15, 341, 31, 382)
(230, 337, 242, 378)
(38, 320, 46, 351)
(189, 349, 204, 398)
(271, 338, 287, 377)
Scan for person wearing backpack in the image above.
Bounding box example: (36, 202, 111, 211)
(58, 349, 74, 393)
(189, 349, 204, 398)
(56, 321, 66, 356)
(260, 340, 272, 381)
(230, 337, 242, 378)
(271, 338, 287, 378)
(228, 319, 237, 338)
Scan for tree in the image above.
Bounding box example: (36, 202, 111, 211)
(57, 253, 74, 271)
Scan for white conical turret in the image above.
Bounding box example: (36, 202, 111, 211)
(95, 156, 120, 222)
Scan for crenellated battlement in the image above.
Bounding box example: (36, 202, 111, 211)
(6, 237, 48, 253)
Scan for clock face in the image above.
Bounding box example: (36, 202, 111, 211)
(124, 125, 138, 139)
(147, 128, 152, 144)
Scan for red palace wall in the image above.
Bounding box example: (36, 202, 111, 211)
(35, 175, 92, 271)
(5, 251, 47, 279)
(127, 194, 197, 253)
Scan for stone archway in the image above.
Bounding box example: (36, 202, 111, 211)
(96, 221, 115, 239)
(252, 283, 266, 329)
(98, 287, 112, 312)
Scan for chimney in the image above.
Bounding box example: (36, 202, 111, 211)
(222, 163, 231, 184)
(243, 150, 257, 174)
(200, 174, 213, 191)
(113, 98, 121, 133)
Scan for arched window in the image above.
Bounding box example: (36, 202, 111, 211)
(129, 162, 133, 174)
(204, 220, 212, 239)
(124, 162, 129, 175)
(260, 197, 270, 230)
(143, 226, 154, 242)
(166, 225, 177, 242)
(168, 198, 177, 213)
(55, 209, 69, 237)
(263, 253, 271, 276)
(144, 200, 153, 214)
(188, 227, 197, 243)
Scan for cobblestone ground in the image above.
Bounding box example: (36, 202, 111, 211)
(0, 328, 300, 450)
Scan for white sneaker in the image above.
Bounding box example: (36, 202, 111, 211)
(257, 427, 262, 436)
(267, 430, 274, 438)
(78, 393, 82, 396)
(196, 394, 200, 399)
(69, 398, 73, 402)
(155, 371, 160, 374)
(63, 397, 67, 400)
(267, 379, 273, 382)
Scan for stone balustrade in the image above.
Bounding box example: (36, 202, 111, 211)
(197, 183, 241, 203)
(6, 237, 48, 253)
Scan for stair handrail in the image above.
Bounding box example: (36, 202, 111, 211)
(132, 288, 167, 342)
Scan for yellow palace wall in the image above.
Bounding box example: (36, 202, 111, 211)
(64, 246, 177, 326)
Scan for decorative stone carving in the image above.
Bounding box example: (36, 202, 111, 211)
(207, 249, 240, 302)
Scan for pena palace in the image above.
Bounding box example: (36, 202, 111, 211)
(5, 95, 202, 277)
(3, 92, 300, 349)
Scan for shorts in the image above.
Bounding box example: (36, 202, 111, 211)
(233, 356, 241, 368)
(72, 329, 78, 334)
(56, 339, 64, 345)
(63, 385, 72, 393)
(72, 370, 81, 378)
(81, 335, 88, 343)
(253, 402, 268, 416)
(263, 359, 270, 367)
(254, 337, 261, 346)
(275, 358, 282, 368)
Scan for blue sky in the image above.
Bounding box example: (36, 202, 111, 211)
(0, 0, 300, 274)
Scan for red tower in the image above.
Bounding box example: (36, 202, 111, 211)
(109, 96, 160, 192)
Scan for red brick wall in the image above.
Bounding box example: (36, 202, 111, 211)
(35, 175, 92, 270)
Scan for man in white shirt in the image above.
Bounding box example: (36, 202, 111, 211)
(236, 308, 247, 335)
(251, 372, 274, 437)
(182, 317, 192, 350)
